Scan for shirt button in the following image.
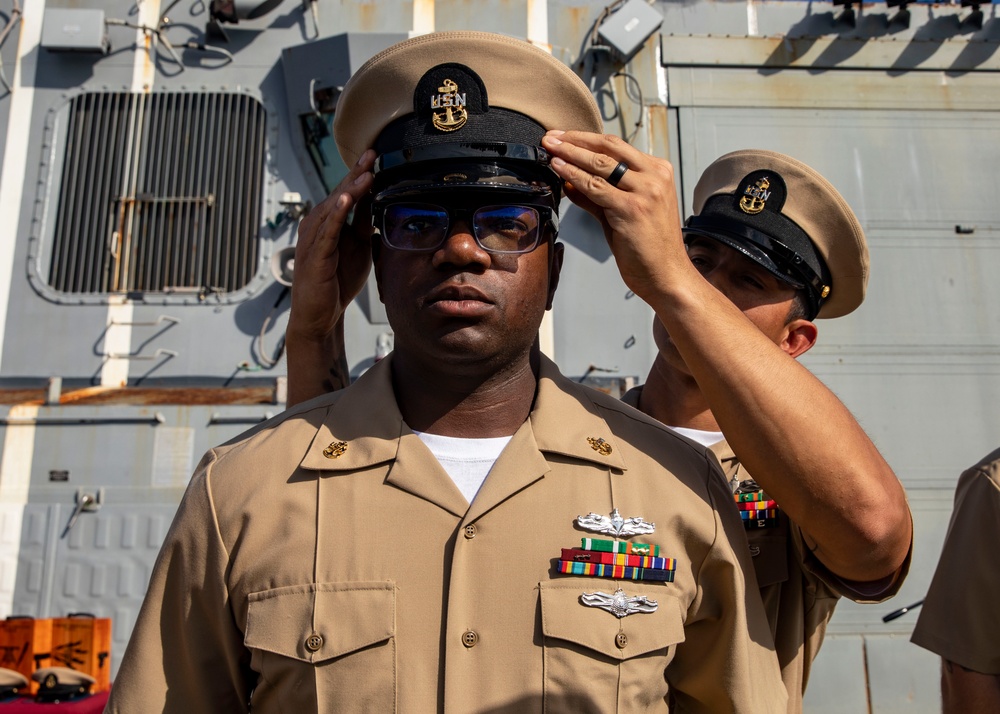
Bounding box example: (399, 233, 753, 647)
(462, 630, 479, 648)
(305, 633, 323, 652)
(615, 632, 628, 650)
(464, 524, 478, 539)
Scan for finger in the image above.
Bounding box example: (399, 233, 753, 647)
(545, 130, 647, 169)
(308, 172, 375, 260)
(299, 150, 376, 239)
(546, 154, 624, 209)
(561, 182, 605, 226)
(543, 146, 641, 206)
(543, 132, 646, 183)
(311, 192, 357, 259)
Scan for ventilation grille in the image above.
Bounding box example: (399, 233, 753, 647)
(48, 92, 266, 295)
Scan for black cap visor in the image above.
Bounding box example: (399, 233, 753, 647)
(683, 213, 830, 318)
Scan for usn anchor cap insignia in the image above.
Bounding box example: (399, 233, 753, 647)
(577, 508, 655, 537)
(580, 588, 658, 618)
(739, 175, 771, 215)
(431, 78, 468, 132)
(323, 441, 348, 459)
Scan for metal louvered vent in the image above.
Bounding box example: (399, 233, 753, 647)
(48, 92, 265, 295)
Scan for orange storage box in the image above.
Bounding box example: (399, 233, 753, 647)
(0, 616, 53, 694)
(49, 614, 111, 694)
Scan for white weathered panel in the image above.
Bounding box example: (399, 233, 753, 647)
(151, 426, 195, 488)
(803, 635, 869, 713)
(866, 635, 942, 713)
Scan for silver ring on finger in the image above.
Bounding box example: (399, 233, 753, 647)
(606, 161, 629, 187)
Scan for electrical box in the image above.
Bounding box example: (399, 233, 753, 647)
(597, 0, 664, 61)
(41, 9, 109, 54)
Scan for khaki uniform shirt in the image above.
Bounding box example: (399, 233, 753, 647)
(106, 356, 785, 714)
(911, 447, 1000, 674)
(622, 387, 910, 713)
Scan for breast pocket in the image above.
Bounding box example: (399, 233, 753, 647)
(245, 581, 396, 712)
(539, 581, 685, 714)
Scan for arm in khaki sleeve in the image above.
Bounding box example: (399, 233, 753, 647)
(540, 131, 911, 585)
(285, 151, 375, 408)
(912, 457, 1000, 678)
(666, 460, 786, 713)
(105, 452, 251, 713)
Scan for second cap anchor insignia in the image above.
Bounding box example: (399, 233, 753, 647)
(577, 508, 655, 537)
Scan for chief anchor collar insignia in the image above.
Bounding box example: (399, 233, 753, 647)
(739, 175, 771, 215)
(323, 440, 348, 459)
(431, 78, 467, 132)
(577, 508, 655, 537)
(580, 588, 658, 618)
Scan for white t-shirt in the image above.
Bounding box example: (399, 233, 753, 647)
(414, 431, 512, 505)
(668, 425, 724, 449)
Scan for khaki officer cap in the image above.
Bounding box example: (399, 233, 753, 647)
(0, 666, 27, 688)
(685, 149, 868, 319)
(32, 666, 95, 702)
(334, 30, 603, 172)
(32, 666, 96, 687)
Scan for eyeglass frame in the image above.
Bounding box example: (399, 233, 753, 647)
(370, 199, 559, 255)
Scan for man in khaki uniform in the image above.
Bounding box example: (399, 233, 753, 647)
(591, 149, 915, 710)
(911, 448, 1000, 712)
(106, 32, 785, 713)
(287, 142, 912, 710)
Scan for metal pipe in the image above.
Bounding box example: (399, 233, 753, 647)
(0, 414, 166, 426)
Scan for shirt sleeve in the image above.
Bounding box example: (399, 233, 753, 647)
(104, 451, 253, 713)
(911, 462, 1000, 674)
(666, 457, 787, 713)
(791, 516, 913, 604)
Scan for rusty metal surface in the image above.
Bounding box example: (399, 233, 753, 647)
(660, 33, 1000, 72)
(665, 64, 1000, 110)
(0, 386, 276, 406)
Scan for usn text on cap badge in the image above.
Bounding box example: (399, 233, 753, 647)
(576, 508, 655, 537)
(580, 588, 658, 618)
(431, 78, 467, 132)
(739, 176, 771, 215)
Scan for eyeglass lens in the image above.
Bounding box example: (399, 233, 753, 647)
(383, 204, 540, 253)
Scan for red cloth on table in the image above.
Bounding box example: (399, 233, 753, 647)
(0, 691, 109, 712)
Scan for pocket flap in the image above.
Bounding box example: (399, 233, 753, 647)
(540, 581, 685, 660)
(246, 581, 395, 664)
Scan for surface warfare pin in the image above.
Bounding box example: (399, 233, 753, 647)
(580, 588, 658, 618)
(576, 508, 655, 537)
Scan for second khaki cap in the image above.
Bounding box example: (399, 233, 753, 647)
(686, 149, 868, 319)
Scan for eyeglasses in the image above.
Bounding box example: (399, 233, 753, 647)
(373, 202, 557, 254)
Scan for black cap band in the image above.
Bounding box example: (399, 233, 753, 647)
(373, 143, 560, 203)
